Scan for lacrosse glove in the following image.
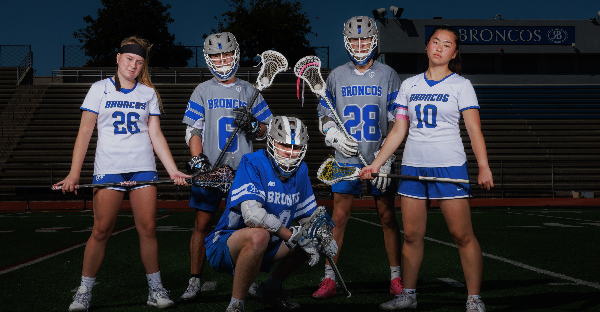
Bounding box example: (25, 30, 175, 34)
(233, 106, 261, 140)
(320, 238, 338, 258)
(187, 153, 211, 174)
(325, 127, 359, 158)
(285, 226, 303, 249)
(372, 150, 396, 192)
(302, 240, 320, 266)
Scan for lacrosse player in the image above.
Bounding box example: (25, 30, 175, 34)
(361, 26, 493, 311)
(314, 16, 403, 299)
(55, 36, 189, 311)
(180, 32, 273, 302)
(205, 116, 337, 312)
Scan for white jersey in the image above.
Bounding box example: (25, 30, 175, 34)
(396, 73, 479, 167)
(80, 78, 161, 175)
(318, 61, 401, 165)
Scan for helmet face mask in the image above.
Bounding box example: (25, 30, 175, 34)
(266, 116, 309, 177)
(343, 16, 378, 65)
(204, 32, 240, 81)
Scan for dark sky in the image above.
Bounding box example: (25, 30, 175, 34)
(1, 0, 598, 75)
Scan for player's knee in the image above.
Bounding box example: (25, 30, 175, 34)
(449, 230, 474, 247)
(378, 210, 399, 227)
(136, 223, 157, 239)
(244, 229, 270, 251)
(193, 220, 212, 236)
(90, 227, 112, 242)
(402, 230, 425, 245)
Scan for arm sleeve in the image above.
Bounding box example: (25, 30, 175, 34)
(80, 82, 103, 114)
(293, 164, 317, 221)
(458, 80, 480, 112)
(183, 87, 206, 126)
(148, 91, 161, 116)
(386, 71, 402, 122)
(317, 72, 336, 118)
(228, 156, 267, 208)
(251, 93, 273, 124)
(395, 80, 410, 121)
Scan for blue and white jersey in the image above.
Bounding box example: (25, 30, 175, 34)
(80, 78, 161, 175)
(182, 78, 273, 170)
(206, 150, 317, 249)
(395, 73, 479, 167)
(318, 61, 401, 165)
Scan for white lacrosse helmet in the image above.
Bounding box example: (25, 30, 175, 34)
(267, 116, 309, 177)
(203, 32, 240, 81)
(343, 16, 378, 65)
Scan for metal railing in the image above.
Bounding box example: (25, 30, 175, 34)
(17, 51, 33, 84)
(0, 45, 31, 67)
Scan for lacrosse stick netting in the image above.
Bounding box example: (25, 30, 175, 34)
(294, 56, 368, 166)
(317, 156, 361, 186)
(192, 165, 235, 193)
(256, 50, 289, 91)
(301, 206, 351, 298)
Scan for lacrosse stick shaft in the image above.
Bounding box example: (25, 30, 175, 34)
(212, 89, 261, 170)
(319, 94, 369, 166)
(371, 173, 478, 184)
(326, 255, 351, 298)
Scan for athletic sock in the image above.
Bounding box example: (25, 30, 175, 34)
(325, 265, 335, 281)
(146, 271, 163, 289)
(390, 266, 401, 280)
(228, 297, 244, 310)
(403, 289, 417, 300)
(263, 275, 284, 292)
(191, 273, 202, 279)
(81, 276, 96, 292)
(468, 295, 481, 300)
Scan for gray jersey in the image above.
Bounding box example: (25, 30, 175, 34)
(318, 61, 401, 165)
(183, 78, 273, 170)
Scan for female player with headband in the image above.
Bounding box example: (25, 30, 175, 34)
(55, 36, 189, 311)
(361, 25, 493, 312)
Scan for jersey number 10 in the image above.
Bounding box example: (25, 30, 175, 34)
(415, 104, 437, 128)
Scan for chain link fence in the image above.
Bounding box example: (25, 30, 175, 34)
(0, 45, 31, 67)
(62, 45, 91, 67)
(313, 46, 330, 68)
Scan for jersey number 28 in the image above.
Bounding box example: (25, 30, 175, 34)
(343, 104, 381, 142)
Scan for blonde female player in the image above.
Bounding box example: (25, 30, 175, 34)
(55, 36, 189, 311)
(360, 25, 493, 312)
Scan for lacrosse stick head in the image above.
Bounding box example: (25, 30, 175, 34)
(294, 55, 326, 98)
(255, 50, 288, 91)
(192, 165, 235, 193)
(317, 156, 361, 186)
(203, 32, 240, 81)
(302, 206, 335, 248)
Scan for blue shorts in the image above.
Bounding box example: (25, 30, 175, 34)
(331, 163, 396, 196)
(190, 185, 223, 212)
(93, 171, 158, 192)
(206, 230, 282, 276)
(397, 163, 472, 200)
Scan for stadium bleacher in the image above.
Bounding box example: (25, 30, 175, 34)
(0, 68, 599, 201)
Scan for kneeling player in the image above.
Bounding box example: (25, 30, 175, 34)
(205, 116, 337, 312)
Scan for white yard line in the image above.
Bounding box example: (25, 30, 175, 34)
(0, 215, 170, 275)
(507, 211, 600, 223)
(349, 216, 600, 290)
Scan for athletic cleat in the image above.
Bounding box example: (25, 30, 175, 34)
(247, 281, 259, 298)
(379, 294, 417, 310)
(390, 277, 403, 295)
(147, 284, 175, 309)
(68, 285, 92, 312)
(312, 278, 336, 300)
(226, 300, 244, 312)
(466, 296, 486, 312)
(180, 277, 201, 301)
(255, 283, 300, 310)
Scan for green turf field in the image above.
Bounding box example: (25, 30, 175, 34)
(1, 208, 599, 311)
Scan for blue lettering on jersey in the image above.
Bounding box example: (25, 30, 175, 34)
(409, 94, 450, 102)
(208, 98, 248, 110)
(105, 101, 146, 110)
(341, 85, 382, 97)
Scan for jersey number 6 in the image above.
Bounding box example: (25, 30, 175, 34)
(113, 111, 140, 134)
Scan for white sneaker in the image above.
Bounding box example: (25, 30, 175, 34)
(226, 300, 244, 312)
(68, 285, 92, 311)
(379, 294, 417, 310)
(180, 277, 202, 301)
(147, 284, 175, 309)
(466, 296, 486, 312)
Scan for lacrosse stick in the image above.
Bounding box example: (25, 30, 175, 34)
(317, 156, 361, 186)
(294, 55, 368, 166)
(212, 50, 288, 170)
(301, 206, 351, 298)
(371, 173, 478, 185)
(51, 165, 235, 193)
